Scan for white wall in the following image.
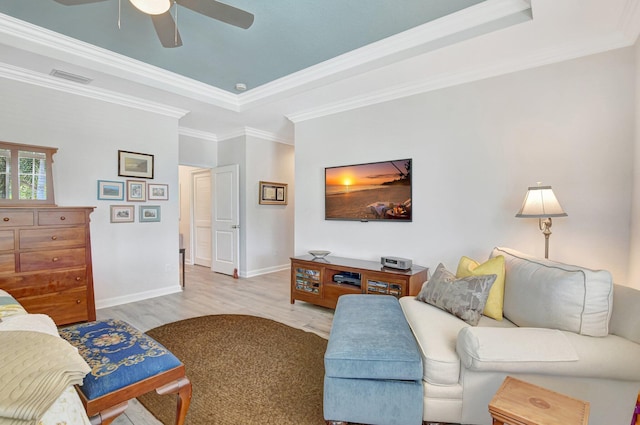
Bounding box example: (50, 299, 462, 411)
(295, 47, 635, 284)
(179, 135, 217, 168)
(218, 135, 295, 277)
(244, 136, 294, 276)
(0, 78, 182, 307)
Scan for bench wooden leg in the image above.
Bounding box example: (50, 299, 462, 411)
(88, 401, 128, 425)
(156, 377, 192, 425)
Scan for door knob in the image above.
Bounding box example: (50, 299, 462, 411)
(231, 225, 240, 229)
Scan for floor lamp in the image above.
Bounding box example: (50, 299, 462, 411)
(515, 183, 567, 259)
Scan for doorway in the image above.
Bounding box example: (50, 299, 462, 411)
(178, 165, 240, 276)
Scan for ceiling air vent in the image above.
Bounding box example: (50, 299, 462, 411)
(50, 69, 93, 85)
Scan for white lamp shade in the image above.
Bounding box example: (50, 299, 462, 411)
(516, 185, 567, 218)
(129, 0, 171, 15)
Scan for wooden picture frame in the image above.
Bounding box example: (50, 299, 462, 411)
(110, 205, 134, 223)
(148, 183, 169, 200)
(118, 150, 154, 179)
(259, 181, 288, 205)
(97, 180, 124, 200)
(127, 180, 147, 202)
(139, 205, 161, 222)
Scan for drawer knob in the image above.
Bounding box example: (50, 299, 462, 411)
(76, 299, 81, 304)
(2, 217, 8, 222)
(75, 276, 81, 281)
(60, 216, 66, 221)
(52, 257, 59, 262)
(51, 236, 58, 240)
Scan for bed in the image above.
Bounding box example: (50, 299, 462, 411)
(0, 289, 92, 425)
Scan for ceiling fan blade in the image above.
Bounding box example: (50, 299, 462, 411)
(151, 13, 183, 48)
(177, 0, 254, 29)
(53, 0, 108, 5)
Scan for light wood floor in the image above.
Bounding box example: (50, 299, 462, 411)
(97, 264, 335, 425)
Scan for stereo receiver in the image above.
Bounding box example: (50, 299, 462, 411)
(381, 256, 412, 270)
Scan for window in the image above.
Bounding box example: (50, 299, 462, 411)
(0, 141, 57, 205)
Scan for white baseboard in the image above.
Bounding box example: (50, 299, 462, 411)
(95, 285, 182, 310)
(243, 264, 290, 278)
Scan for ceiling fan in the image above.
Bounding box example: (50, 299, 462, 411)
(53, 0, 254, 48)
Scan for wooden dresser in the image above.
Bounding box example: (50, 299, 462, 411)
(0, 206, 96, 325)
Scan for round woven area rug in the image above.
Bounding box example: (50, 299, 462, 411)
(137, 315, 328, 425)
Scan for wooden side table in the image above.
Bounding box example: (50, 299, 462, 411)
(489, 376, 589, 425)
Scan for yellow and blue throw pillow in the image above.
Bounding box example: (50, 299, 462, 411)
(456, 255, 505, 321)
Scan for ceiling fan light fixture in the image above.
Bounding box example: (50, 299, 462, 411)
(129, 0, 171, 15)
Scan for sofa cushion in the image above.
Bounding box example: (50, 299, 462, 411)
(457, 326, 640, 381)
(457, 327, 579, 371)
(416, 263, 496, 326)
(399, 296, 515, 386)
(491, 247, 613, 337)
(456, 255, 505, 321)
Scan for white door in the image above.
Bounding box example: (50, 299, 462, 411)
(192, 170, 212, 267)
(212, 164, 240, 276)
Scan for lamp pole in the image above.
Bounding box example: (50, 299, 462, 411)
(539, 217, 552, 259)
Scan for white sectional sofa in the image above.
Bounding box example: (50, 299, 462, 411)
(399, 247, 640, 425)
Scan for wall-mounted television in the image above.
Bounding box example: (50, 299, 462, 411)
(325, 158, 412, 222)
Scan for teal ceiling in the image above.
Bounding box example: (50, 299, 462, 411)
(0, 0, 484, 93)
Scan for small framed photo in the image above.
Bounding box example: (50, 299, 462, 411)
(127, 180, 147, 202)
(139, 205, 161, 222)
(148, 183, 169, 200)
(118, 150, 154, 179)
(97, 180, 124, 200)
(110, 205, 134, 223)
(259, 181, 288, 205)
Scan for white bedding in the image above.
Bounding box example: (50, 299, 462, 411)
(0, 289, 92, 425)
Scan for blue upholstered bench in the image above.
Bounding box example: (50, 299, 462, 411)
(59, 319, 191, 425)
(324, 294, 423, 425)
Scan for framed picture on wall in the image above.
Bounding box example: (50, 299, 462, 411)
(127, 180, 147, 202)
(118, 150, 154, 179)
(259, 181, 288, 205)
(148, 183, 169, 200)
(110, 205, 134, 223)
(97, 180, 124, 200)
(140, 205, 161, 222)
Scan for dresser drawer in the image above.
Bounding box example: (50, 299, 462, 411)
(0, 253, 15, 274)
(0, 267, 87, 297)
(18, 287, 89, 325)
(19, 248, 86, 272)
(19, 227, 86, 250)
(38, 210, 87, 226)
(0, 211, 34, 227)
(0, 230, 14, 251)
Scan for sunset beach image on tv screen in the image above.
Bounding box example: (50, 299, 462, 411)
(325, 159, 412, 221)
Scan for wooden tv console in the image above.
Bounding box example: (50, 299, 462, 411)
(290, 255, 428, 309)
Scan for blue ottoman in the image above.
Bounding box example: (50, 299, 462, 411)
(59, 319, 191, 425)
(324, 295, 423, 425)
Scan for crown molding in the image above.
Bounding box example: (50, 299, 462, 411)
(0, 61, 188, 118)
(0, 0, 530, 114)
(239, 0, 533, 110)
(0, 13, 240, 111)
(179, 127, 218, 142)
(217, 127, 292, 145)
(245, 127, 293, 145)
(287, 31, 631, 123)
